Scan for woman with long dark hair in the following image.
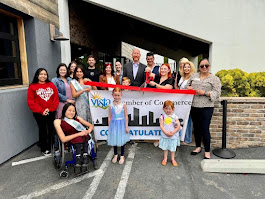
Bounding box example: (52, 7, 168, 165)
(99, 63, 120, 90)
(52, 63, 74, 119)
(54, 103, 93, 167)
(187, 58, 221, 159)
(70, 65, 96, 123)
(27, 68, 59, 155)
(68, 61, 77, 79)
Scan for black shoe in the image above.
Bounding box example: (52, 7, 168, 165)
(82, 154, 89, 167)
(204, 157, 210, 159)
(37, 142, 41, 148)
(191, 150, 201, 155)
(75, 156, 81, 167)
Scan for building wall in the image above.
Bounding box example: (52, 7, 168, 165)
(0, 0, 59, 27)
(0, 88, 38, 164)
(58, 0, 71, 64)
(211, 97, 265, 149)
(85, 0, 265, 74)
(0, 17, 61, 164)
(68, 2, 122, 60)
(69, 3, 92, 48)
(25, 18, 61, 80)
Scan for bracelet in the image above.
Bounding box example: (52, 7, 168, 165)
(204, 91, 207, 96)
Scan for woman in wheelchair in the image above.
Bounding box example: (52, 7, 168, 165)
(54, 103, 94, 167)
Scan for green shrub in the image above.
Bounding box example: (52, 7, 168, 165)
(215, 69, 265, 97)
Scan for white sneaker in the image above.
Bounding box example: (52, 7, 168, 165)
(42, 150, 51, 156)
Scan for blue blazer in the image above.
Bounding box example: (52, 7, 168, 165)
(51, 77, 72, 102)
(123, 62, 147, 87)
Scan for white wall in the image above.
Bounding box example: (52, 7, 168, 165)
(84, 0, 265, 74)
(58, 0, 71, 65)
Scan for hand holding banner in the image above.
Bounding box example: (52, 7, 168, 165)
(85, 81, 195, 141)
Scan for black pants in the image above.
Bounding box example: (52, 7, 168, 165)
(74, 137, 88, 156)
(190, 107, 214, 152)
(114, 145, 125, 156)
(33, 112, 56, 152)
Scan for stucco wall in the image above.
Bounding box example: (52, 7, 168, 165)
(84, 0, 265, 74)
(0, 88, 38, 164)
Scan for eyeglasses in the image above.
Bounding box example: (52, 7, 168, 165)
(199, 64, 210, 69)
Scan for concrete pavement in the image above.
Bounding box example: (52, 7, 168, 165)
(0, 143, 265, 199)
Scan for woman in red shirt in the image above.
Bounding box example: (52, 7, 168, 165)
(27, 68, 59, 155)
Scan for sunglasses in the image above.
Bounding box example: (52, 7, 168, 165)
(199, 64, 210, 69)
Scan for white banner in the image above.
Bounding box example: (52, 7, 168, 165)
(89, 90, 193, 141)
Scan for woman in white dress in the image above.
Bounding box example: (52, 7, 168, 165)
(70, 65, 96, 123)
(177, 61, 196, 144)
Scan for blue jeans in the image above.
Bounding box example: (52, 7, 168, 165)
(184, 116, 193, 143)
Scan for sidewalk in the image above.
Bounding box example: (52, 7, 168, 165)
(0, 143, 264, 199)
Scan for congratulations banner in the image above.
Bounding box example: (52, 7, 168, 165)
(86, 82, 194, 141)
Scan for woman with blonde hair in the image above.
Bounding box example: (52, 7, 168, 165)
(175, 57, 189, 89)
(177, 61, 196, 144)
(177, 61, 196, 89)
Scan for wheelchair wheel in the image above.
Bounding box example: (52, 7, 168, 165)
(60, 170, 69, 178)
(52, 135, 65, 170)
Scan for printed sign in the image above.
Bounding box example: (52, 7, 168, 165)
(89, 90, 193, 141)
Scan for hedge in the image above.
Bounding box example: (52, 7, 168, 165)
(215, 69, 265, 97)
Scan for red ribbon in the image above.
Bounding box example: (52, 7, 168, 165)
(84, 81, 196, 95)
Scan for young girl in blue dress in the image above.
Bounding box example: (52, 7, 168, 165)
(107, 87, 130, 164)
(159, 100, 181, 167)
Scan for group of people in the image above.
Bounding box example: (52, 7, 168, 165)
(27, 48, 221, 168)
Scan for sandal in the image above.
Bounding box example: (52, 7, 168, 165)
(161, 159, 167, 166)
(119, 156, 125, 165)
(172, 160, 178, 167)
(112, 155, 118, 163)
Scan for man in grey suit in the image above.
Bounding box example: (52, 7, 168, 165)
(123, 48, 147, 87)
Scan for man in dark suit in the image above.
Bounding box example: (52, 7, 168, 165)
(123, 48, 147, 87)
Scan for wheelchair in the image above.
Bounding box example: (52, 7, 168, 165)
(52, 132, 98, 178)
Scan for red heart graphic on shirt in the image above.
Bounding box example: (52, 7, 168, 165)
(36, 87, 54, 102)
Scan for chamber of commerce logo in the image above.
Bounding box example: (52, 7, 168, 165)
(90, 92, 111, 109)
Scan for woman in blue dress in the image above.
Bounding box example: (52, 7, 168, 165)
(107, 87, 130, 165)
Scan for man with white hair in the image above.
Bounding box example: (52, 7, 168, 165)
(123, 48, 147, 87)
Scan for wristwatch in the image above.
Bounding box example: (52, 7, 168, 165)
(204, 91, 207, 96)
(154, 83, 157, 88)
